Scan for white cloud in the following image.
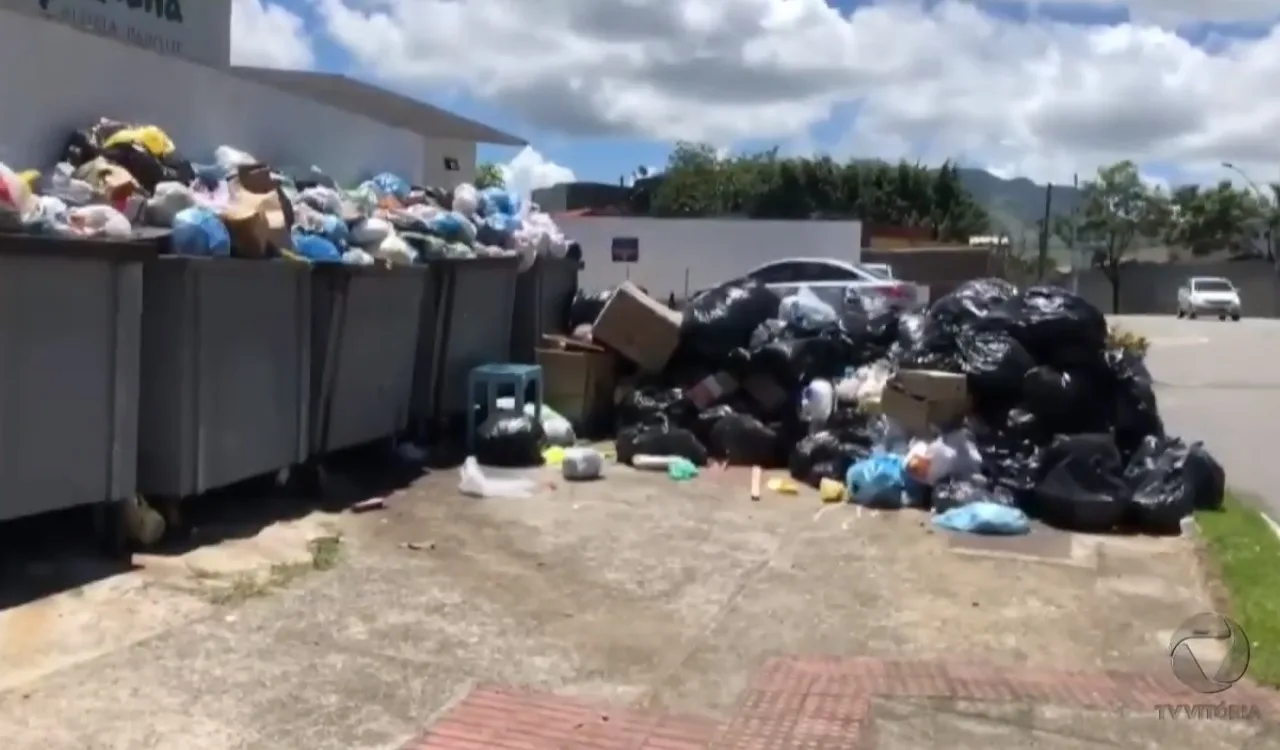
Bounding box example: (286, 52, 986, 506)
(314, 0, 1280, 184)
(230, 0, 315, 69)
(498, 147, 576, 197)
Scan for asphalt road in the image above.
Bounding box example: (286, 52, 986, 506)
(1112, 315, 1280, 519)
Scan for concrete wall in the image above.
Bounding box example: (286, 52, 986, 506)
(421, 137, 475, 190)
(1056, 260, 1280, 318)
(0, 9, 424, 184)
(3, 0, 230, 67)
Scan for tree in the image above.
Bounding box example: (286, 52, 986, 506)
(1078, 161, 1169, 313)
(647, 144, 990, 241)
(1167, 181, 1261, 255)
(475, 162, 505, 190)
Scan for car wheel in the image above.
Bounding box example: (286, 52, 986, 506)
(1176, 308, 1186, 319)
(1188, 311, 1197, 319)
(1232, 314, 1242, 321)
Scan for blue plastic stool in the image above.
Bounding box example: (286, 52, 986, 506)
(466, 364, 543, 453)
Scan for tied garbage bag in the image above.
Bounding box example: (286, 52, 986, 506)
(481, 187, 520, 216)
(452, 183, 480, 215)
(459, 457, 536, 499)
(475, 411, 546, 467)
(569, 289, 614, 327)
(292, 232, 343, 263)
(67, 205, 132, 239)
(617, 387, 693, 429)
(1106, 348, 1164, 456)
(351, 217, 393, 247)
(1022, 366, 1107, 434)
(934, 502, 1030, 535)
(320, 214, 350, 246)
(708, 414, 779, 466)
(996, 286, 1107, 368)
(214, 145, 257, 172)
(1033, 433, 1130, 532)
(616, 421, 708, 467)
(562, 447, 605, 481)
(693, 403, 737, 445)
(682, 278, 782, 359)
(779, 286, 838, 331)
(927, 277, 1017, 336)
(171, 208, 231, 257)
(370, 172, 411, 201)
(789, 430, 871, 487)
(426, 211, 477, 243)
(49, 162, 97, 206)
(800, 379, 835, 429)
(846, 452, 907, 508)
(1124, 436, 1225, 530)
(958, 329, 1034, 399)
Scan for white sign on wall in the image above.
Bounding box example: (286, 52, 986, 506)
(2, 0, 231, 67)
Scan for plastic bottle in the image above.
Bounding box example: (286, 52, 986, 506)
(633, 455, 678, 471)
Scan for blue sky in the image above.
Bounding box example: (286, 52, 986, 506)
(262, 0, 1277, 187)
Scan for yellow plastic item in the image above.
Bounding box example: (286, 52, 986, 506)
(16, 170, 39, 189)
(766, 477, 799, 495)
(818, 478, 847, 503)
(102, 125, 176, 157)
(542, 446, 567, 466)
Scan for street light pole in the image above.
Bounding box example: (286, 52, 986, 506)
(1222, 161, 1274, 261)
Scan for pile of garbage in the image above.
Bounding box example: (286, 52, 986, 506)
(0, 118, 570, 268)
(558, 277, 1224, 536)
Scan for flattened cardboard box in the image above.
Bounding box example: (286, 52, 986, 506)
(881, 369, 969, 435)
(591, 281, 683, 373)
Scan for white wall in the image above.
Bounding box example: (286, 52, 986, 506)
(422, 137, 476, 189)
(555, 217, 863, 298)
(1, 0, 231, 68)
(0, 9, 424, 185)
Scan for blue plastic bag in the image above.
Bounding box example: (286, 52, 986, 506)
(846, 453, 907, 508)
(370, 172, 411, 200)
(933, 501, 1030, 535)
(481, 187, 520, 217)
(170, 207, 231, 257)
(319, 214, 349, 246)
(425, 211, 473, 242)
(292, 232, 342, 263)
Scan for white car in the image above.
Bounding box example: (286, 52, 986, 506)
(744, 258, 926, 314)
(1177, 276, 1241, 321)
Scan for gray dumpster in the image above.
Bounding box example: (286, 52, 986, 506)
(137, 258, 311, 498)
(411, 256, 520, 425)
(0, 234, 153, 523)
(310, 264, 427, 455)
(509, 256, 581, 363)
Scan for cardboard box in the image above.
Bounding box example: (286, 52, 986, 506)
(591, 281, 683, 373)
(880, 370, 969, 435)
(537, 336, 617, 436)
(687, 372, 738, 410)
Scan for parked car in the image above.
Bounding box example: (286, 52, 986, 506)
(1177, 276, 1242, 321)
(743, 258, 926, 313)
(859, 262, 896, 280)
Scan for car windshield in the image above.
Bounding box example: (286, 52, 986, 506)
(1193, 279, 1234, 293)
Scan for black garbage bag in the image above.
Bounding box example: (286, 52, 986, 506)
(895, 319, 964, 372)
(616, 422, 708, 466)
(100, 142, 194, 192)
(789, 430, 870, 487)
(568, 289, 614, 328)
(896, 313, 927, 350)
(693, 403, 737, 445)
(969, 411, 1043, 502)
(750, 328, 863, 386)
(1021, 366, 1106, 433)
(709, 414, 780, 466)
(1125, 436, 1225, 524)
(617, 387, 692, 429)
(926, 278, 1018, 337)
(474, 413, 546, 467)
(932, 476, 1018, 513)
(958, 329, 1035, 400)
(995, 287, 1108, 369)
(865, 311, 901, 348)
(1032, 434, 1130, 532)
(1106, 348, 1164, 457)
(681, 278, 782, 360)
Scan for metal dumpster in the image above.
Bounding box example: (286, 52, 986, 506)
(310, 263, 427, 455)
(0, 234, 152, 523)
(137, 258, 311, 498)
(412, 256, 520, 424)
(509, 256, 581, 363)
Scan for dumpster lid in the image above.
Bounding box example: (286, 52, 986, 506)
(0, 228, 167, 262)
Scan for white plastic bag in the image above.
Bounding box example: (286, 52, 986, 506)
(146, 182, 197, 227)
(905, 431, 981, 485)
(67, 205, 132, 239)
(779, 286, 838, 330)
(458, 456, 536, 498)
(373, 232, 417, 265)
(562, 447, 604, 481)
(214, 145, 257, 173)
(49, 162, 97, 205)
(452, 183, 480, 215)
(496, 398, 576, 446)
(342, 248, 376, 266)
(800, 379, 835, 430)
(350, 217, 392, 247)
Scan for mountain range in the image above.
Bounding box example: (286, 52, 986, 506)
(956, 168, 1081, 243)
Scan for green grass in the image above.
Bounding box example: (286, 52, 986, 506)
(1195, 493, 1280, 689)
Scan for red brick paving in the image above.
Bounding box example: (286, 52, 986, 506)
(402, 657, 1280, 750)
